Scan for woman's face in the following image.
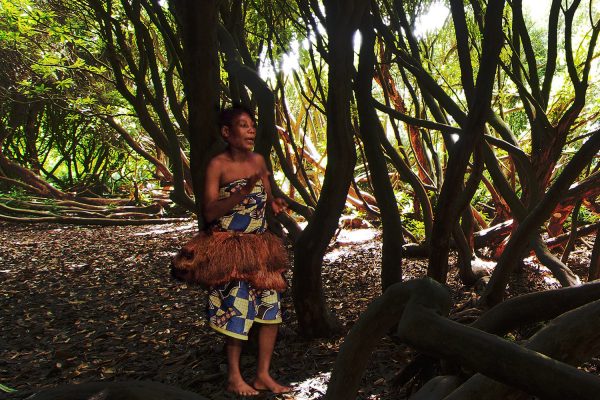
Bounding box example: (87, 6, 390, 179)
(223, 112, 256, 152)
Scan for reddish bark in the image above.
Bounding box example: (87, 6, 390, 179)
(547, 172, 599, 237)
(374, 44, 433, 186)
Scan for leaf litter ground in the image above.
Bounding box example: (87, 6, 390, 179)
(0, 221, 594, 399)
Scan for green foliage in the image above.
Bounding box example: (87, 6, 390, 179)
(0, 188, 29, 200)
(0, 383, 16, 394)
(504, 110, 529, 138)
(393, 189, 425, 241)
(0, 0, 165, 197)
(108, 161, 156, 199)
(404, 217, 426, 242)
(577, 205, 599, 225)
(471, 179, 493, 224)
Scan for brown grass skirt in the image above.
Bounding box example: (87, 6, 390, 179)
(171, 230, 288, 291)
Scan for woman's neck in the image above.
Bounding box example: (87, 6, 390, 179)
(225, 146, 252, 162)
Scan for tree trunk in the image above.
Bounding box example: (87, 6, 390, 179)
(589, 231, 600, 281)
(530, 235, 580, 286)
(472, 280, 600, 335)
(0, 151, 67, 199)
(356, 10, 404, 291)
(325, 279, 450, 400)
(549, 172, 599, 237)
(325, 278, 600, 400)
(482, 130, 600, 306)
(374, 43, 433, 186)
(292, 0, 368, 338)
(168, 0, 221, 226)
(546, 222, 599, 250)
(428, 0, 506, 282)
(104, 116, 174, 183)
(377, 129, 433, 243)
(454, 221, 477, 285)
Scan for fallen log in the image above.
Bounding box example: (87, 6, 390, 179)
(0, 214, 190, 226)
(546, 221, 599, 249)
(0, 200, 165, 220)
(473, 219, 513, 248)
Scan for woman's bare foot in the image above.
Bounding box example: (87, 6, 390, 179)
(253, 374, 292, 394)
(227, 378, 259, 396)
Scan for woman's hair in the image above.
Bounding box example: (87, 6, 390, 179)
(218, 105, 256, 129)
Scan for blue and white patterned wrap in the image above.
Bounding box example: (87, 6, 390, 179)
(215, 178, 267, 233)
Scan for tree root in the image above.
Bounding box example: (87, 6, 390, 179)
(445, 298, 600, 399)
(0, 213, 189, 226)
(324, 278, 600, 400)
(0, 195, 182, 225)
(473, 280, 600, 335)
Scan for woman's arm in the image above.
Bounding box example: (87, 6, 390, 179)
(256, 154, 288, 215)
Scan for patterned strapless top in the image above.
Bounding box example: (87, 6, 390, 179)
(215, 179, 267, 234)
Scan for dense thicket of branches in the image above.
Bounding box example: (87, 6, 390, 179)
(1, 0, 599, 397)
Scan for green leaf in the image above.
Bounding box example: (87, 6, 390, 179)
(0, 383, 16, 393)
(56, 77, 75, 90)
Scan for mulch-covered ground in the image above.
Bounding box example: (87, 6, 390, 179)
(0, 221, 593, 399)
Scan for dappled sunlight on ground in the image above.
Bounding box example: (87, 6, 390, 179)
(289, 372, 331, 400)
(522, 256, 561, 288)
(325, 228, 379, 263)
(335, 228, 378, 244)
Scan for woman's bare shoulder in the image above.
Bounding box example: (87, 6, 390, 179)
(207, 152, 230, 167)
(249, 152, 267, 165)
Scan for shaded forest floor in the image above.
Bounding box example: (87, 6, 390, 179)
(0, 221, 594, 399)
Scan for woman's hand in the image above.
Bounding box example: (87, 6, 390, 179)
(235, 173, 260, 196)
(271, 197, 288, 215)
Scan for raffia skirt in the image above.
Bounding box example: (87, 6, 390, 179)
(171, 230, 288, 292)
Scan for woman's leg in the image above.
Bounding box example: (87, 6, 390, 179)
(253, 324, 291, 393)
(226, 337, 259, 396)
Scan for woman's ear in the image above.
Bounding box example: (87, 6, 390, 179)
(221, 125, 230, 141)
